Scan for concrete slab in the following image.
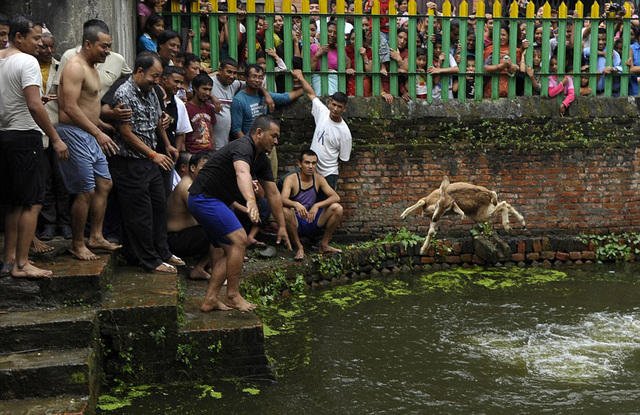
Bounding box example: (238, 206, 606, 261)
(0, 348, 98, 400)
(0, 254, 112, 310)
(0, 308, 98, 353)
(0, 394, 89, 415)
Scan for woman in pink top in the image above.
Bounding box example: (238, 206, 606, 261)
(548, 57, 575, 116)
(310, 21, 351, 95)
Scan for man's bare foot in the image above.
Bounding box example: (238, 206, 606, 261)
(189, 267, 211, 280)
(11, 262, 53, 278)
(30, 237, 55, 254)
(201, 298, 232, 312)
(153, 262, 177, 274)
(319, 245, 342, 254)
(69, 246, 100, 261)
(87, 237, 122, 251)
(247, 237, 266, 248)
(294, 248, 305, 261)
(224, 295, 257, 312)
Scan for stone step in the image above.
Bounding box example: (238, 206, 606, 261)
(100, 267, 180, 385)
(0, 394, 89, 415)
(0, 348, 99, 401)
(0, 254, 113, 310)
(177, 277, 272, 380)
(0, 308, 98, 354)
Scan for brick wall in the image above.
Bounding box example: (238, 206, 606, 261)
(275, 96, 640, 239)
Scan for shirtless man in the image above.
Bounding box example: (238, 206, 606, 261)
(167, 153, 221, 280)
(281, 149, 343, 261)
(57, 20, 121, 260)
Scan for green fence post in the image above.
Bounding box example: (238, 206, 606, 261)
(441, 0, 452, 102)
(589, 2, 599, 96)
(474, 0, 486, 101)
(541, 2, 551, 97)
(371, 0, 381, 97)
(458, 0, 469, 103)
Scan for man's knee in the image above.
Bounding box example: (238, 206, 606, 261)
(96, 177, 113, 193)
(329, 203, 343, 218)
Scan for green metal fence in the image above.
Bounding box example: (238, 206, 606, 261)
(163, 0, 637, 101)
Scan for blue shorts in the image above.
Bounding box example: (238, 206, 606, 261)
(187, 194, 243, 246)
(297, 207, 325, 238)
(57, 123, 111, 194)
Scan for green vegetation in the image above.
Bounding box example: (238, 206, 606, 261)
(579, 232, 640, 263)
(196, 384, 222, 399)
(97, 386, 153, 411)
(176, 341, 199, 369)
(470, 222, 493, 238)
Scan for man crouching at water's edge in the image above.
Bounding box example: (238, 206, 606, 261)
(187, 114, 292, 312)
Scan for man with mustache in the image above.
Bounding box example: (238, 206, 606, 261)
(57, 19, 122, 261)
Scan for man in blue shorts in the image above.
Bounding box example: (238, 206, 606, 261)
(280, 149, 343, 261)
(188, 114, 291, 312)
(0, 15, 69, 277)
(57, 20, 122, 260)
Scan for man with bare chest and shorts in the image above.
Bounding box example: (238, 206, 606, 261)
(57, 20, 121, 260)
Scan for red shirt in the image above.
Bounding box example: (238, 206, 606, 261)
(185, 101, 217, 153)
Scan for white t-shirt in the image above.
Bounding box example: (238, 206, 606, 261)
(173, 96, 193, 136)
(210, 76, 244, 149)
(309, 97, 352, 177)
(0, 52, 43, 132)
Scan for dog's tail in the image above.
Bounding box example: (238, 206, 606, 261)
(400, 199, 426, 220)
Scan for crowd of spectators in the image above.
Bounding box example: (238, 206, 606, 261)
(0, 8, 352, 311)
(135, 0, 640, 110)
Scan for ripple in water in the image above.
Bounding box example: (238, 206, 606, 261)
(469, 311, 640, 381)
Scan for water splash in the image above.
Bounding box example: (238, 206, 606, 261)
(471, 311, 640, 381)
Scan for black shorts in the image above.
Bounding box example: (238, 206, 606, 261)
(0, 130, 45, 206)
(167, 225, 212, 258)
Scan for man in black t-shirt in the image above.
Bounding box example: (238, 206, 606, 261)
(188, 114, 291, 312)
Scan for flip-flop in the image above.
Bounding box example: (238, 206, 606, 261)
(167, 255, 185, 266)
(152, 262, 177, 274)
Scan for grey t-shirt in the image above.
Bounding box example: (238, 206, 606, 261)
(210, 76, 244, 150)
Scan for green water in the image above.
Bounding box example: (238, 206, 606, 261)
(100, 265, 640, 414)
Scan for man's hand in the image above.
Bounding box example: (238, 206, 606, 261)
(276, 226, 292, 251)
(109, 103, 133, 122)
(265, 94, 275, 113)
(42, 94, 57, 104)
(291, 69, 303, 80)
(246, 199, 260, 224)
(211, 95, 222, 113)
(52, 138, 69, 161)
(153, 153, 174, 171)
(166, 145, 179, 162)
(96, 131, 119, 157)
(266, 48, 279, 59)
(161, 111, 171, 130)
(293, 202, 309, 221)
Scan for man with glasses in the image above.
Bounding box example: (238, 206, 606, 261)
(230, 64, 303, 178)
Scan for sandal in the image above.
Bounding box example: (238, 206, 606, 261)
(152, 262, 177, 274)
(166, 255, 185, 266)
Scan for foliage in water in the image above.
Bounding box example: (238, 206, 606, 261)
(197, 384, 222, 399)
(97, 386, 153, 411)
(419, 267, 567, 293)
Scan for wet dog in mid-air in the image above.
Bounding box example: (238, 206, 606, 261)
(400, 176, 526, 255)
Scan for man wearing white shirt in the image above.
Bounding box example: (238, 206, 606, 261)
(292, 70, 352, 191)
(0, 15, 69, 277)
(159, 66, 193, 194)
